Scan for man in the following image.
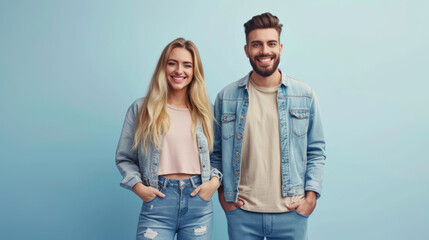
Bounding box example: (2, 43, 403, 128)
(211, 12, 326, 240)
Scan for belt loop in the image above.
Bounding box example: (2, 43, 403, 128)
(190, 177, 196, 189)
(162, 178, 168, 190)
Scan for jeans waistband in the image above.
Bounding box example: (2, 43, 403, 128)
(158, 175, 202, 189)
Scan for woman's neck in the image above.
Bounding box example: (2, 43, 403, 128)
(167, 90, 189, 108)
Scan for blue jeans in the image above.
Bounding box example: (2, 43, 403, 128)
(136, 175, 213, 240)
(225, 208, 308, 240)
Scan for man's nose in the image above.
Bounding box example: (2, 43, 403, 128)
(260, 44, 269, 55)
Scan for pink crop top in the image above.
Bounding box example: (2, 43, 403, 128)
(158, 104, 201, 175)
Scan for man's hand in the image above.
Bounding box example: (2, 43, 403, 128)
(217, 186, 244, 211)
(287, 191, 317, 216)
(132, 182, 165, 202)
(190, 176, 220, 201)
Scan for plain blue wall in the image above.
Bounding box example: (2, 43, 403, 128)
(1, 0, 428, 239)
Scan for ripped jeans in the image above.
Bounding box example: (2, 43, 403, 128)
(136, 175, 213, 240)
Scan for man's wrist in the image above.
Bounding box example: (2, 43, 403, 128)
(217, 186, 225, 200)
(305, 191, 317, 203)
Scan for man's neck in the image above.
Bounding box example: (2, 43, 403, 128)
(250, 70, 282, 88)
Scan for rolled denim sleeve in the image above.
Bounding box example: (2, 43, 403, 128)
(210, 167, 223, 182)
(210, 94, 223, 185)
(304, 90, 326, 198)
(115, 102, 142, 191)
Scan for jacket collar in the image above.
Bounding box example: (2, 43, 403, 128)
(238, 69, 288, 88)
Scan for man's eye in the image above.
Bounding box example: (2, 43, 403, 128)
(253, 44, 260, 47)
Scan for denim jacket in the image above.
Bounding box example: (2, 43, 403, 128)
(116, 98, 222, 191)
(211, 71, 326, 202)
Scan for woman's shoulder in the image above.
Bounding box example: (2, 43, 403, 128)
(130, 97, 145, 107)
(126, 97, 145, 115)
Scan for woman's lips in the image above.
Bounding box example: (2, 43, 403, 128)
(171, 76, 186, 83)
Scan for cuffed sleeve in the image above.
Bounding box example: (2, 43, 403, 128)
(305, 90, 326, 199)
(210, 94, 223, 186)
(115, 101, 142, 191)
(210, 167, 223, 182)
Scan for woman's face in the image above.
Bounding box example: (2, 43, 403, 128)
(165, 47, 194, 94)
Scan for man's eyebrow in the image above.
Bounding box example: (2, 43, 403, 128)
(250, 40, 278, 45)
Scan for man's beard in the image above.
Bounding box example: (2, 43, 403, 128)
(249, 54, 280, 77)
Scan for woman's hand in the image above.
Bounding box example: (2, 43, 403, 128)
(190, 177, 220, 201)
(132, 182, 165, 202)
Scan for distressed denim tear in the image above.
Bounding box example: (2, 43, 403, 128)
(194, 225, 207, 235)
(144, 228, 158, 239)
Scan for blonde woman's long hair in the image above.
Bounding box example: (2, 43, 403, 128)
(132, 38, 214, 152)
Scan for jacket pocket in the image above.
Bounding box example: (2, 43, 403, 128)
(221, 114, 236, 140)
(289, 109, 309, 137)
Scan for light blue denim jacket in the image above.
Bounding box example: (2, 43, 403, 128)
(116, 98, 222, 191)
(211, 71, 326, 202)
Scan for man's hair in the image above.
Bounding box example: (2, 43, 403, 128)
(244, 12, 283, 44)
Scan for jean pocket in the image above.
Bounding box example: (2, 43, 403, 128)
(143, 195, 158, 203)
(143, 185, 164, 203)
(196, 193, 211, 202)
(294, 209, 310, 218)
(289, 109, 309, 137)
(221, 114, 236, 140)
(224, 206, 240, 213)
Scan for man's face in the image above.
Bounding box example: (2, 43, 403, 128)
(245, 28, 283, 77)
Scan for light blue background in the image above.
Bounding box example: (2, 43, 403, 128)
(1, 0, 428, 239)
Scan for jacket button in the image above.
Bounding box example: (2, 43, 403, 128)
(203, 165, 206, 168)
(299, 114, 303, 118)
(236, 153, 239, 157)
(240, 115, 244, 119)
(235, 171, 239, 175)
(237, 136, 241, 140)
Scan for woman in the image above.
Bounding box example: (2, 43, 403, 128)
(116, 38, 222, 240)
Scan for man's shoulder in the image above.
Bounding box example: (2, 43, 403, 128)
(216, 75, 247, 100)
(285, 75, 314, 96)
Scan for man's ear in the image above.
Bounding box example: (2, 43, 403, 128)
(244, 44, 249, 58)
